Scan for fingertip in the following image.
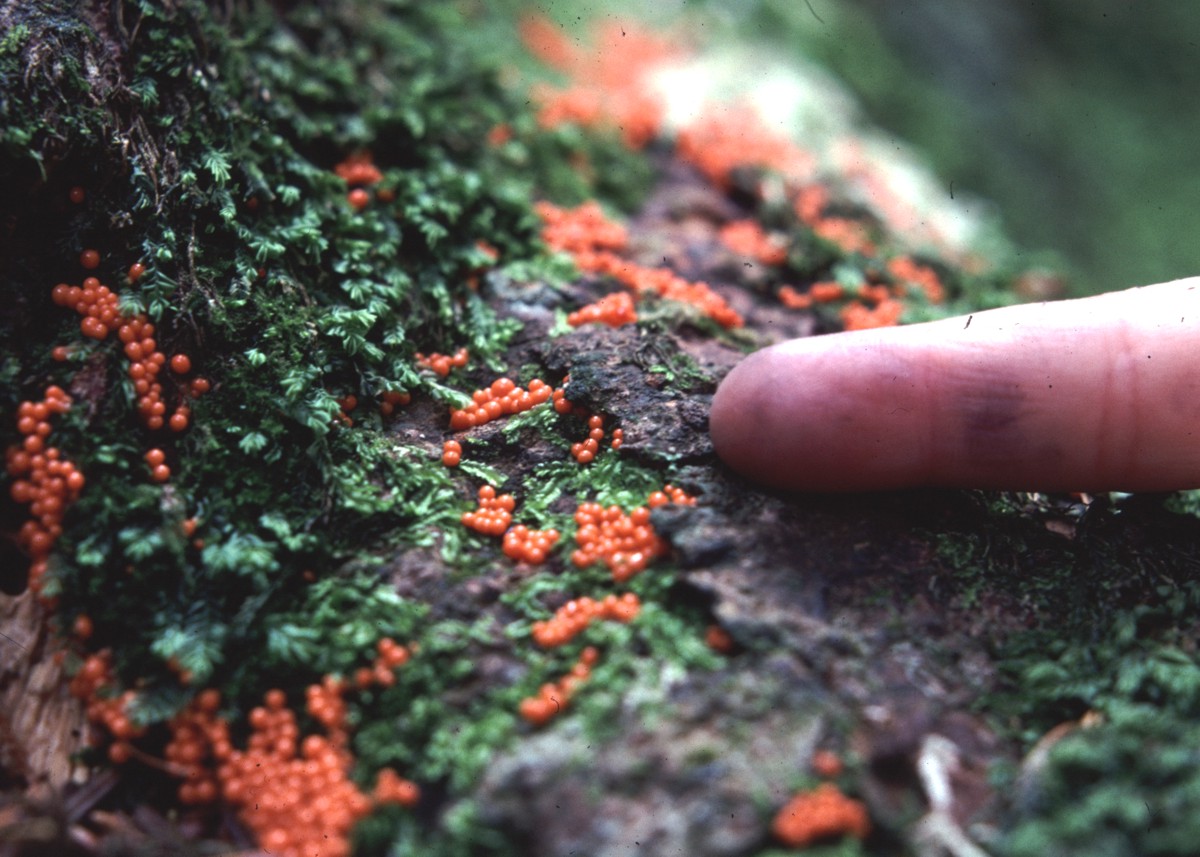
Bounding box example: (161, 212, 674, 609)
(711, 331, 938, 492)
(710, 347, 773, 475)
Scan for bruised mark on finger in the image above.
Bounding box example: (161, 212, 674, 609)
(941, 359, 1034, 474)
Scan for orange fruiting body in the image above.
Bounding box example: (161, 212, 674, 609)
(334, 151, 383, 186)
(719, 219, 788, 266)
(7, 386, 83, 593)
(567, 291, 637, 328)
(416, 347, 469, 377)
(462, 485, 516, 536)
(449, 377, 552, 430)
(501, 524, 560, 565)
(518, 646, 600, 727)
(531, 593, 640, 647)
(771, 783, 870, 848)
(536, 200, 742, 328)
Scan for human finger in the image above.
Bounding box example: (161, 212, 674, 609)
(709, 277, 1200, 492)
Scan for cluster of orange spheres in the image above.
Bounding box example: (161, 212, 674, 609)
(373, 767, 421, 808)
(537, 200, 743, 328)
(379, 389, 411, 417)
(571, 501, 665, 583)
(7, 386, 83, 590)
(144, 448, 170, 483)
(52, 275, 120, 340)
(416, 347, 469, 377)
(570, 414, 620, 465)
(218, 690, 372, 857)
(352, 637, 412, 691)
(461, 485, 515, 535)
(771, 782, 870, 849)
(570, 486, 695, 581)
(718, 219, 789, 266)
(305, 675, 351, 748)
(535, 200, 628, 257)
(448, 377, 553, 430)
(68, 650, 146, 764)
(441, 439, 462, 467)
(531, 593, 640, 647)
(518, 646, 600, 727)
(334, 151, 383, 186)
(566, 291, 637, 328)
(165, 688, 229, 806)
(501, 524, 560, 565)
(648, 483, 696, 508)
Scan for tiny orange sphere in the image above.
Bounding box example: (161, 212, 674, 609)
(170, 353, 192, 374)
(127, 262, 146, 283)
(73, 614, 94, 640)
(69, 186, 85, 204)
(80, 249, 100, 270)
(347, 188, 370, 211)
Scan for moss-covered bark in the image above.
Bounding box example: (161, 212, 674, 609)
(4, 4, 1200, 857)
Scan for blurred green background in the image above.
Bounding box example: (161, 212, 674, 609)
(742, 0, 1200, 296)
(514, 0, 1200, 296)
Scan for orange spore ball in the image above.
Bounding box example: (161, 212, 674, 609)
(809, 281, 846, 303)
(347, 188, 370, 211)
(416, 347, 469, 378)
(170, 353, 192, 374)
(448, 377, 552, 430)
(73, 613, 94, 640)
(536, 200, 742, 328)
(771, 783, 870, 848)
(333, 151, 383, 186)
(127, 262, 146, 283)
(69, 186, 85, 204)
(442, 439, 462, 467)
(531, 593, 640, 647)
(887, 255, 946, 303)
(839, 298, 903, 331)
(374, 768, 421, 807)
(570, 413, 612, 465)
(778, 285, 813, 310)
(811, 749, 845, 779)
(522, 19, 674, 148)
(501, 524, 560, 565)
(189, 377, 211, 397)
(380, 389, 411, 416)
(169, 407, 189, 432)
(56, 276, 121, 340)
(80, 249, 100, 270)
(518, 646, 600, 727)
(813, 216, 876, 256)
(705, 624, 734, 654)
(677, 108, 816, 189)
(719, 219, 788, 266)
(462, 484, 515, 536)
(794, 184, 830, 224)
(8, 386, 83, 591)
(567, 291, 637, 328)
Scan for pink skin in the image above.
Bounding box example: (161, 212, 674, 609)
(710, 277, 1200, 492)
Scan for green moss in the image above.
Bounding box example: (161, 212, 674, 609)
(998, 703, 1200, 857)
